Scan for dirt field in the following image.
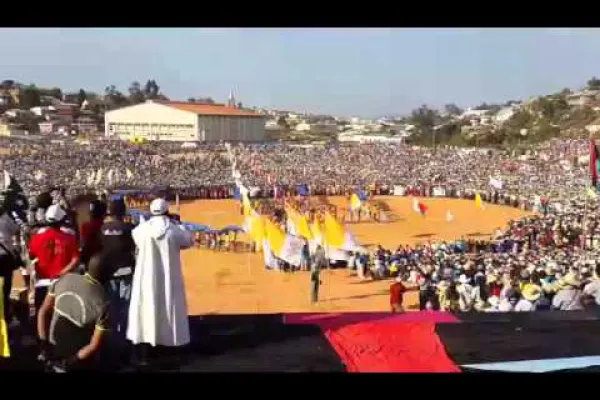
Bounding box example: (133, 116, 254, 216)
(177, 196, 531, 315)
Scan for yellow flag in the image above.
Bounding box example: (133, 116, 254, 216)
(586, 187, 597, 199)
(310, 219, 323, 245)
(247, 212, 265, 244)
(475, 193, 485, 209)
(350, 193, 362, 210)
(323, 211, 347, 248)
(285, 206, 313, 240)
(264, 218, 286, 254)
(0, 278, 10, 358)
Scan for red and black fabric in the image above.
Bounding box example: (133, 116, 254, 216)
(436, 311, 600, 372)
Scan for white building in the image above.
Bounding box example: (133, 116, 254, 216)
(104, 100, 265, 142)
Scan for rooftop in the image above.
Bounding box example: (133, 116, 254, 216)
(157, 100, 263, 118)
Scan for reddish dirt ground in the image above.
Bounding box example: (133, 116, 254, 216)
(176, 196, 530, 315)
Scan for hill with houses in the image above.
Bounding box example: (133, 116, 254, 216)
(2, 76, 600, 147)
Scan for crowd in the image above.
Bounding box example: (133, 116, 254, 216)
(0, 180, 194, 371)
(1, 135, 599, 374)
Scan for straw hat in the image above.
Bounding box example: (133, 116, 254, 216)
(562, 273, 582, 288)
(522, 284, 542, 302)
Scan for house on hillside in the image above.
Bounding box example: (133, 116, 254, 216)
(294, 120, 337, 135)
(30, 105, 56, 117)
(73, 115, 100, 134)
(494, 105, 519, 124)
(567, 91, 600, 107)
(0, 87, 21, 106)
(0, 121, 25, 136)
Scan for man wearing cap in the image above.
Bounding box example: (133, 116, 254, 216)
(126, 198, 194, 368)
(28, 205, 80, 313)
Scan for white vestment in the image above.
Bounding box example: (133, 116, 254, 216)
(127, 216, 194, 347)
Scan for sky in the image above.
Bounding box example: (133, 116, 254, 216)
(1, 28, 600, 117)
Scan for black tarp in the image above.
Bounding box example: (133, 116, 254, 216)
(437, 317, 600, 366)
(1, 315, 346, 372)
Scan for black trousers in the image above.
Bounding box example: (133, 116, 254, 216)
(0, 254, 14, 320)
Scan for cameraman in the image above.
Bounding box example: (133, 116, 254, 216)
(37, 254, 110, 372)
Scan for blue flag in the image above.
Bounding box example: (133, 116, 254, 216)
(298, 184, 309, 196)
(358, 190, 368, 201)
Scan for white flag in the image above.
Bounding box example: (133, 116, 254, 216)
(446, 210, 455, 223)
(489, 177, 503, 190)
(34, 170, 45, 182)
(126, 168, 134, 180)
(94, 168, 103, 185)
(86, 171, 95, 186)
(107, 169, 115, 186)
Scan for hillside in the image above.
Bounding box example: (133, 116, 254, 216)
(406, 78, 600, 148)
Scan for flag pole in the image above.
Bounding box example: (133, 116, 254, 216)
(584, 133, 595, 251)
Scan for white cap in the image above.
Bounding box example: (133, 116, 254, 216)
(150, 198, 169, 216)
(45, 204, 66, 223)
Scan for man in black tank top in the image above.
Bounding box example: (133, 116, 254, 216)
(100, 199, 135, 358)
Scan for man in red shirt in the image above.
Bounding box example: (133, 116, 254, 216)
(29, 205, 80, 313)
(80, 200, 106, 266)
(390, 276, 407, 313)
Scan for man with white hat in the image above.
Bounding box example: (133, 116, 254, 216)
(126, 198, 194, 368)
(29, 204, 80, 314)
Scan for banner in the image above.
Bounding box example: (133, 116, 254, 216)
(393, 185, 405, 196)
(249, 186, 261, 197)
(433, 187, 446, 197)
(327, 246, 350, 262)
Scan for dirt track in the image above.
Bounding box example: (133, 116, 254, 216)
(177, 196, 531, 315)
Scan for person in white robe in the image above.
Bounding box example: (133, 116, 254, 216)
(126, 198, 194, 366)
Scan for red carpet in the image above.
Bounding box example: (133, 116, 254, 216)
(284, 312, 461, 373)
(325, 319, 460, 373)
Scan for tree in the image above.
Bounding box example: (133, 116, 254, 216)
(409, 104, 438, 131)
(588, 77, 600, 90)
(128, 81, 145, 105)
(187, 97, 196, 103)
(104, 85, 128, 110)
(276, 116, 289, 129)
(19, 84, 41, 109)
(143, 79, 160, 99)
(559, 88, 572, 97)
(474, 102, 489, 111)
(77, 89, 87, 107)
(48, 87, 62, 100)
(0, 80, 15, 89)
(444, 103, 463, 116)
(237, 101, 243, 109)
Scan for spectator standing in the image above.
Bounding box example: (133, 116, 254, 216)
(310, 245, 327, 304)
(126, 198, 194, 368)
(100, 199, 135, 357)
(80, 200, 107, 267)
(389, 276, 406, 312)
(37, 255, 110, 372)
(28, 205, 80, 313)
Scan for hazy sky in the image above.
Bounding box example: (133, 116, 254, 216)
(1, 28, 599, 117)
